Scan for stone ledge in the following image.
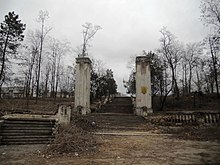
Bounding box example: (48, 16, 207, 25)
(76, 57, 92, 64)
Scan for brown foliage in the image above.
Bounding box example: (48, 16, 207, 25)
(44, 116, 98, 156)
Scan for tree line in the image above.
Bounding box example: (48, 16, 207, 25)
(124, 0, 220, 110)
(0, 10, 117, 104)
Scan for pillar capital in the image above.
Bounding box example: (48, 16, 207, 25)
(76, 57, 92, 64)
(136, 56, 150, 64)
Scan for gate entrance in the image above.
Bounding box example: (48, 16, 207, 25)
(74, 56, 153, 116)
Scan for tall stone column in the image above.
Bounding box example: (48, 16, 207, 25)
(135, 56, 153, 116)
(74, 57, 91, 115)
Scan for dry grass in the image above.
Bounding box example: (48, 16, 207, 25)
(0, 98, 74, 116)
(44, 115, 98, 156)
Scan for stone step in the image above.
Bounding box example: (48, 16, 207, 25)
(109, 98, 132, 103)
(3, 120, 56, 125)
(2, 124, 55, 128)
(102, 104, 132, 107)
(108, 101, 132, 105)
(97, 126, 147, 131)
(1, 137, 54, 142)
(0, 118, 57, 145)
(100, 97, 133, 114)
(100, 107, 133, 112)
(3, 117, 56, 122)
(0, 128, 53, 133)
(2, 135, 55, 139)
(1, 141, 51, 145)
(86, 112, 146, 131)
(0, 132, 54, 136)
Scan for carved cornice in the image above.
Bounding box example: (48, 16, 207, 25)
(76, 57, 92, 64)
(136, 56, 150, 64)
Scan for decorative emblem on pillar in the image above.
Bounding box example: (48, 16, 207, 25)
(141, 86, 147, 94)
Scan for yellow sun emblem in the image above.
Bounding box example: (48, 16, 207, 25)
(141, 86, 147, 94)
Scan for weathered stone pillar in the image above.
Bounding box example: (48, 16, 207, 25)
(135, 56, 153, 116)
(74, 57, 91, 115)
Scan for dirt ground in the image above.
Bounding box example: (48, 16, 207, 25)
(0, 98, 220, 164)
(1, 127, 220, 165)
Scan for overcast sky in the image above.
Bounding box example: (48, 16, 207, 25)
(0, 0, 208, 94)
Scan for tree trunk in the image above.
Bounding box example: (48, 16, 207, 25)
(171, 64, 179, 98)
(188, 65, 192, 94)
(0, 33, 9, 83)
(36, 20, 45, 103)
(209, 37, 219, 98)
(160, 86, 173, 111)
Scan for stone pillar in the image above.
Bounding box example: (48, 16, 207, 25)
(74, 57, 91, 115)
(135, 56, 153, 116)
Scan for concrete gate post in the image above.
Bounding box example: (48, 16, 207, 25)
(135, 56, 153, 116)
(74, 57, 92, 115)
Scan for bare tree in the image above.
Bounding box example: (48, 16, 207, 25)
(201, 0, 220, 97)
(25, 30, 41, 97)
(24, 46, 38, 107)
(79, 22, 101, 57)
(206, 36, 219, 97)
(59, 65, 76, 98)
(185, 42, 203, 94)
(200, 0, 220, 28)
(158, 27, 182, 98)
(193, 57, 207, 92)
(42, 62, 51, 97)
(35, 10, 51, 102)
(47, 37, 70, 98)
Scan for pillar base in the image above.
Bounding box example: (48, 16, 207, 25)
(57, 105, 71, 125)
(81, 107, 91, 115)
(135, 107, 153, 117)
(74, 106, 91, 115)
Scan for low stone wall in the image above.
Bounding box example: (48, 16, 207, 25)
(0, 120, 3, 144)
(164, 111, 220, 124)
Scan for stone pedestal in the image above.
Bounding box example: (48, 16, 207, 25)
(74, 57, 91, 115)
(57, 104, 71, 125)
(135, 56, 153, 116)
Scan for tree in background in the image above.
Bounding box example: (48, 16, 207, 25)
(158, 27, 183, 99)
(123, 69, 136, 95)
(181, 42, 203, 95)
(0, 11, 26, 90)
(78, 22, 101, 57)
(35, 10, 51, 102)
(201, 0, 220, 97)
(46, 37, 70, 98)
(104, 69, 117, 97)
(205, 36, 219, 97)
(200, 0, 220, 29)
(59, 65, 75, 98)
(90, 59, 117, 101)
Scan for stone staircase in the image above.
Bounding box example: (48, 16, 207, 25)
(100, 97, 133, 114)
(0, 118, 57, 145)
(87, 97, 147, 131)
